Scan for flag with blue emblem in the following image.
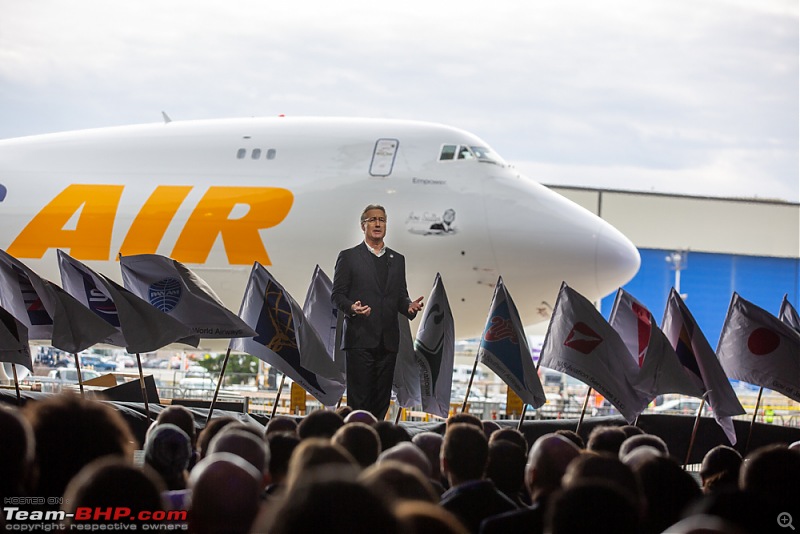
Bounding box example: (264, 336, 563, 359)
(0, 304, 33, 373)
(662, 288, 745, 444)
(717, 293, 800, 403)
(0, 249, 118, 352)
(120, 253, 257, 339)
(300, 265, 345, 380)
(58, 250, 198, 353)
(609, 288, 704, 402)
(479, 277, 546, 409)
(779, 295, 800, 334)
(539, 282, 646, 422)
(413, 273, 455, 418)
(230, 263, 345, 406)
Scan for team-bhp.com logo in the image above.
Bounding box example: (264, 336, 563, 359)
(3, 504, 187, 531)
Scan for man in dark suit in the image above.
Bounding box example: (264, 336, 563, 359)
(331, 204, 424, 420)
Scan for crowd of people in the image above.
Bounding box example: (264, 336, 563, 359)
(1, 393, 799, 533)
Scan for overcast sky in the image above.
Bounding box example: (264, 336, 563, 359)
(1, 0, 797, 201)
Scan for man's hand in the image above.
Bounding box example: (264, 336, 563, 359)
(408, 296, 424, 316)
(352, 300, 371, 317)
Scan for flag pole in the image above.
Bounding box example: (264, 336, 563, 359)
(72, 353, 85, 398)
(205, 347, 231, 425)
(460, 353, 480, 413)
(744, 386, 764, 455)
(683, 393, 708, 468)
(394, 407, 403, 424)
(135, 353, 151, 424)
(576, 386, 593, 435)
(270, 373, 287, 419)
(11, 364, 21, 406)
(519, 358, 544, 430)
(336, 396, 343, 409)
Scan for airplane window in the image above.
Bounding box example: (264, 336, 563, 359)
(470, 146, 506, 166)
(439, 145, 457, 161)
(252, 149, 262, 159)
(266, 149, 276, 160)
(236, 148, 246, 159)
(457, 146, 475, 159)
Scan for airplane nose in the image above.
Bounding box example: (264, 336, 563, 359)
(595, 221, 640, 293)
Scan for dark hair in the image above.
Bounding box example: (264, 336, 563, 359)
(297, 409, 344, 440)
(443, 424, 488, 483)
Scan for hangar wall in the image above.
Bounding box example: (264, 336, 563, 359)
(548, 186, 800, 345)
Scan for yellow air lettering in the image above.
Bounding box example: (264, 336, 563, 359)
(171, 186, 293, 265)
(8, 184, 124, 260)
(119, 185, 192, 256)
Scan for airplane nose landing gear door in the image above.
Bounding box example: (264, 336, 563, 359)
(369, 138, 399, 177)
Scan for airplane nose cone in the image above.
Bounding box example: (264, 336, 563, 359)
(595, 221, 640, 293)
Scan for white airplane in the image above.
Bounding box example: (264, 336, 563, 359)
(0, 116, 639, 347)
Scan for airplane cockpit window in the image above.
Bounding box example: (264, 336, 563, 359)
(457, 146, 475, 160)
(439, 145, 457, 161)
(470, 146, 506, 166)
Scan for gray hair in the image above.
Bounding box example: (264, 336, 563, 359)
(360, 204, 386, 222)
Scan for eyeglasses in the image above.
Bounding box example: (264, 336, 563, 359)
(362, 217, 387, 224)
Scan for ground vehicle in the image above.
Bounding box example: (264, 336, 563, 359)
(79, 355, 118, 372)
(651, 398, 711, 415)
(48, 368, 101, 382)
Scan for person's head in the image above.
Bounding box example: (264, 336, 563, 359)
(297, 409, 344, 440)
(189, 453, 261, 534)
(632, 454, 701, 534)
(445, 413, 482, 430)
(547, 481, 639, 534)
(618, 433, 669, 458)
(266, 431, 300, 486)
(360, 460, 438, 504)
(379, 442, 432, 478)
(739, 444, 800, 514)
(411, 432, 443, 481)
(700, 445, 742, 494)
(265, 415, 298, 436)
(619, 425, 645, 439)
(563, 452, 640, 509)
(0, 406, 36, 497)
(481, 420, 500, 440)
(156, 405, 197, 448)
(525, 433, 581, 501)
(284, 438, 358, 491)
(394, 501, 468, 534)
(441, 423, 488, 486)
(196, 416, 238, 459)
(25, 393, 135, 496)
(63, 457, 164, 524)
(344, 409, 378, 425)
(489, 427, 528, 453)
(144, 423, 192, 490)
(554, 429, 585, 449)
(332, 422, 381, 468)
(372, 421, 411, 451)
(587, 425, 627, 456)
(360, 204, 387, 244)
(208, 427, 270, 487)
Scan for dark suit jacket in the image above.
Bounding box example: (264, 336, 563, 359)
(440, 480, 519, 534)
(331, 242, 414, 352)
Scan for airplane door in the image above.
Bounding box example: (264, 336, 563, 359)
(369, 139, 398, 177)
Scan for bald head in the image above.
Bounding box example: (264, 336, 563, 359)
(208, 428, 269, 478)
(526, 433, 580, 498)
(379, 442, 432, 478)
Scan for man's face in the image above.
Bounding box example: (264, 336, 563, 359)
(361, 208, 387, 242)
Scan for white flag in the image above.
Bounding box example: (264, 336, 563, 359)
(0, 304, 33, 372)
(479, 277, 546, 409)
(301, 265, 346, 378)
(662, 288, 745, 444)
(779, 295, 800, 334)
(539, 282, 646, 422)
(230, 263, 345, 406)
(609, 288, 704, 401)
(414, 273, 455, 419)
(58, 250, 198, 353)
(120, 253, 257, 339)
(0, 249, 117, 352)
(717, 293, 800, 402)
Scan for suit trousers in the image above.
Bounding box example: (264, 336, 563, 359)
(346, 343, 397, 420)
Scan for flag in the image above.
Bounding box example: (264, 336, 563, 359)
(779, 295, 800, 333)
(300, 265, 346, 377)
(230, 263, 345, 406)
(539, 282, 646, 422)
(662, 288, 745, 444)
(478, 277, 546, 409)
(58, 250, 198, 353)
(413, 273, 455, 418)
(393, 312, 422, 408)
(609, 288, 704, 401)
(0, 304, 33, 372)
(717, 293, 800, 402)
(120, 253, 257, 339)
(0, 249, 118, 352)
